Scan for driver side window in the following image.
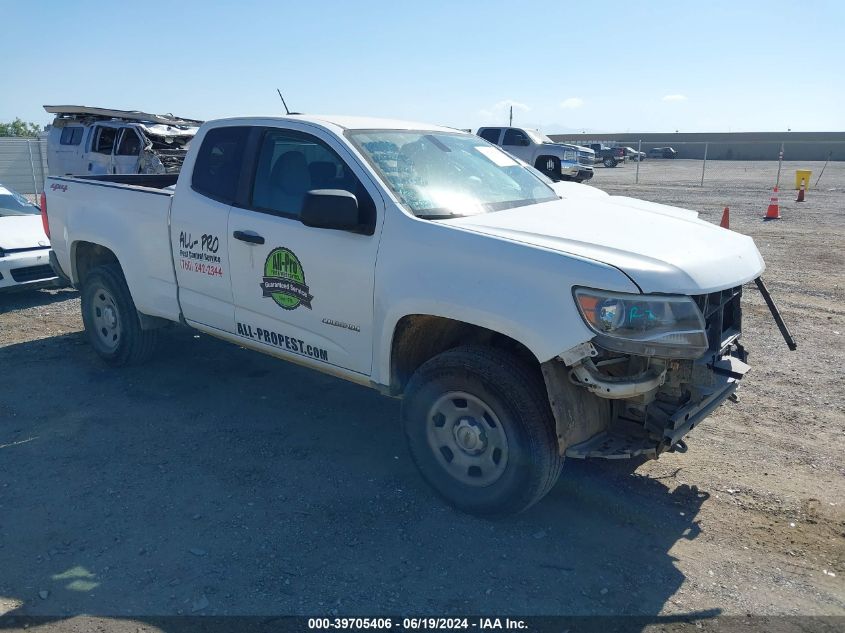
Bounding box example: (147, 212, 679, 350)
(91, 126, 117, 154)
(502, 129, 528, 147)
(116, 128, 142, 156)
(250, 129, 374, 225)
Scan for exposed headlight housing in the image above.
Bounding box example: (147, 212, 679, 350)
(574, 288, 708, 359)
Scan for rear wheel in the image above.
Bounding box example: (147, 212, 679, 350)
(603, 157, 617, 168)
(81, 264, 158, 366)
(402, 346, 563, 516)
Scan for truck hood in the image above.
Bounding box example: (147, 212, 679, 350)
(0, 215, 50, 250)
(444, 196, 764, 294)
(543, 141, 591, 153)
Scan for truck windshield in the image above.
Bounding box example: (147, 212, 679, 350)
(347, 131, 557, 218)
(0, 189, 40, 216)
(525, 129, 554, 144)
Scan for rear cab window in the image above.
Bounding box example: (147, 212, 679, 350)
(59, 126, 83, 145)
(191, 126, 251, 203)
(478, 128, 502, 144)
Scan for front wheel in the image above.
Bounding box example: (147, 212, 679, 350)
(81, 264, 158, 366)
(402, 346, 563, 516)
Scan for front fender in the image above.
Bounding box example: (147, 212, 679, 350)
(371, 209, 640, 386)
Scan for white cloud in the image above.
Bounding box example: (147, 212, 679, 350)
(560, 97, 584, 109)
(662, 94, 688, 102)
(478, 99, 530, 122)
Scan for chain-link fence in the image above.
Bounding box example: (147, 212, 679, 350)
(0, 138, 48, 196)
(583, 140, 845, 188)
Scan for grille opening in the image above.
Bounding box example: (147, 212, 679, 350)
(693, 286, 742, 351)
(10, 264, 55, 283)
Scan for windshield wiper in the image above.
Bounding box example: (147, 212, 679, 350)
(416, 212, 466, 220)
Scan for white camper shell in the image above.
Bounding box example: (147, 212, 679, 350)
(44, 105, 202, 177)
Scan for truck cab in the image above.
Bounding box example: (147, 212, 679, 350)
(476, 126, 594, 182)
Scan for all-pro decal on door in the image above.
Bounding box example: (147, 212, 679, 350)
(260, 247, 314, 310)
(178, 231, 223, 277)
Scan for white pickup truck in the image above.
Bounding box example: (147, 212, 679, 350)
(477, 126, 595, 182)
(44, 115, 776, 515)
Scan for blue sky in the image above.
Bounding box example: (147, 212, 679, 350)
(2, 0, 842, 133)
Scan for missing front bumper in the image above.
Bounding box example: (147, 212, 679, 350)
(545, 344, 751, 460)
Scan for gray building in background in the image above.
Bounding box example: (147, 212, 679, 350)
(548, 131, 845, 161)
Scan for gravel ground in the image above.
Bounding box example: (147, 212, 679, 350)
(0, 160, 842, 627)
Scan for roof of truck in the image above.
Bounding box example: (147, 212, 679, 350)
(44, 105, 203, 127)
(213, 114, 460, 134)
(295, 114, 460, 132)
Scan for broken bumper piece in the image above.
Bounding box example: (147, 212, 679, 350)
(561, 346, 750, 460)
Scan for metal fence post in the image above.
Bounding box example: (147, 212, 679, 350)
(636, 139, 641, 184)
(815, 150, 831, 187)
(26, 140, 39, 196)
(776, 142, 784, 188)
(700, 142, 708, 186)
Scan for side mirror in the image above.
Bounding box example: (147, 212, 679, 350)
(301, 189, 361, 232)
(519, 137, 530, 146)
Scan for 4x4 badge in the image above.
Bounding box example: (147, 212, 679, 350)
(260, 247, 313, 310)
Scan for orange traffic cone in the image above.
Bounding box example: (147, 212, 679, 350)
(720, 207, 730, 228)
(796, 179, 806, 202)
(764, 187, 781, 220)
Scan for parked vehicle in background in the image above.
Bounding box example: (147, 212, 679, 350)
(0, 184, 57, 291)
(45, 105, 202, 176)
(45, 114, 771, 516)
(648, 147, 678, 159)
(588, 144, 626, 168)
(477, 127, 594, 182)
(620, 146, 646, 161)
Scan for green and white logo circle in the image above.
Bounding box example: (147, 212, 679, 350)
(260, 247, 313, 310)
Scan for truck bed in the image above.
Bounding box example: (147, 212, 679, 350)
(46, 173, 182, 323)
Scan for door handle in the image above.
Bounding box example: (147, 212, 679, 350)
(233, 230, 265, 245)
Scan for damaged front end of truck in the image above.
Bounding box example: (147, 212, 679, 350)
(136, 124, 196, 174)
(543, 281, 793, 460)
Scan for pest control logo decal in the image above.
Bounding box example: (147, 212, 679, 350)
(261, 247, 313, 310)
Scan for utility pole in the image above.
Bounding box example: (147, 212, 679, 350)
(509, 106, 513, 126)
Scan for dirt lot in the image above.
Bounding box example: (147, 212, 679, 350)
(0, 160, 843, 626)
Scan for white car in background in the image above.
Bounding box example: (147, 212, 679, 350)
(0, 185, 57, 292)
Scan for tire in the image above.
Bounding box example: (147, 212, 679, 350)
(80, 264, 158, 366)
(603, 157, 617, 168)
(402, 345, 563, 516)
